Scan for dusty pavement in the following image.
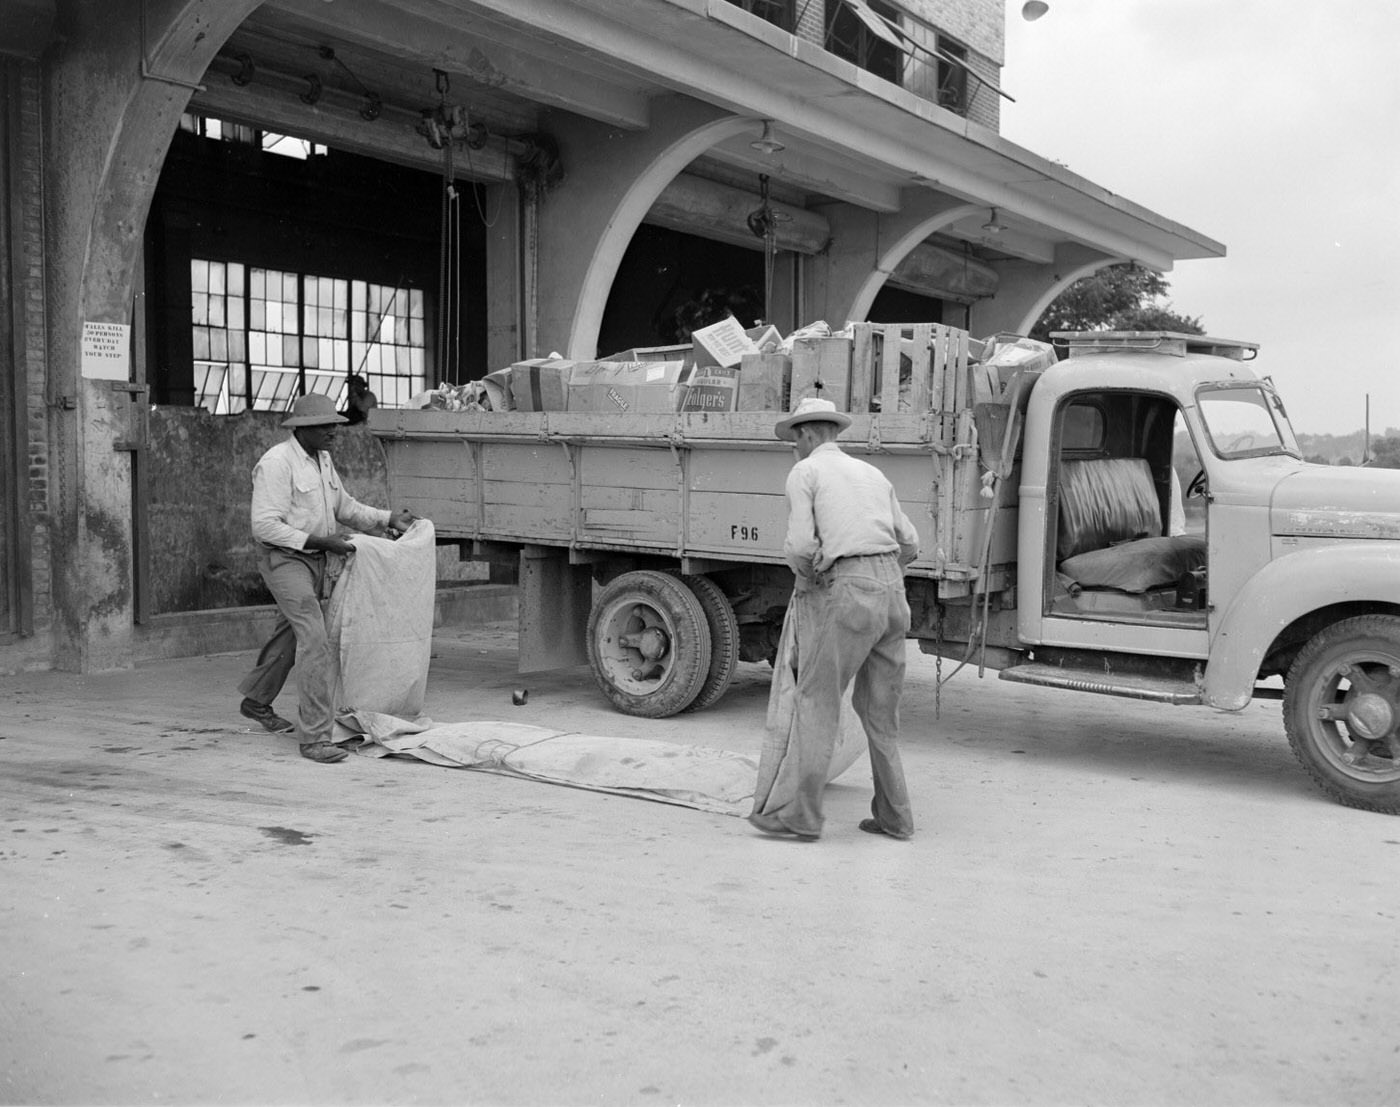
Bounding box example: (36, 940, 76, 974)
(2, 619, 1398, 1106)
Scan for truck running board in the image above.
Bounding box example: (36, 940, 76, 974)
(997, 663, 1202, 704)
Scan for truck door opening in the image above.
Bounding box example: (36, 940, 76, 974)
(1046, 392, 1208, 627)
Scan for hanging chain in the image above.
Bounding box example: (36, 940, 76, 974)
(933, 603, 943, 718)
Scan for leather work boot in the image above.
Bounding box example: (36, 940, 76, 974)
(239, 697, 294, 734)
(299, 742, 348, 764)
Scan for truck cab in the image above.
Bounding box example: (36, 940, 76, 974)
(1003, 332, 1400, 812)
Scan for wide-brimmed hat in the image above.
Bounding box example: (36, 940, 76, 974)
(281, 393, 348, 428)
(775, 397, 852, 441)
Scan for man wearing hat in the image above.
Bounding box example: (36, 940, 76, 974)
(748, 397, 920, 839)
(237, 393, 419, 763)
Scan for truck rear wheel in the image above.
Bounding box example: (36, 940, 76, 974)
(1283, 614, 1400, 814)
(586, 570, 712, 718)
(670, 573, 741, 713)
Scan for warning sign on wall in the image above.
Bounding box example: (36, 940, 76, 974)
(81, 321, 130, 381)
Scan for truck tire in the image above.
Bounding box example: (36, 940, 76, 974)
(670, 573, 741, 713)
(586, 570, 712, 718)
(1283, 614, 1400, 814)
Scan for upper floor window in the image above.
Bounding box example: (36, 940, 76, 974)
(936, 39, 969, 112)
(724, 0, 796, 32)
(827, 0, 902, 85)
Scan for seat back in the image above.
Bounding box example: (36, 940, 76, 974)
(1057, 458, 1162, 561)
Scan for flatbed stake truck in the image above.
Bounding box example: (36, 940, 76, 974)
(371, 326, 1400, 814)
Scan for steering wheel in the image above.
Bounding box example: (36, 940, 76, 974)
(1186, 468, 1207, 499)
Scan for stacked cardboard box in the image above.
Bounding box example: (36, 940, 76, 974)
(565, 360, 689, 413)
(510, 358, 575, 411)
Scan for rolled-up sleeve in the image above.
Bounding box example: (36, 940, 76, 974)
(331, 477, 390, 534)
(891, 489, 920, 566)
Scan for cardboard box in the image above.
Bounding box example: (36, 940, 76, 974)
(691, 315, 760, 368)
(789, 335, 852, 410)
(566, 360, 688, 413)
(679, 365, 740, 413)
(737, 352, 790, 412)
(510, 358, 575, 411)
(602, 343, 695, 366)
(745, 323, 784, 353)
(481, 367, 516, 411)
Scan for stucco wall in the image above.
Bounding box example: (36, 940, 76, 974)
(145, 408, 391, 612)
(146, 407, 489, 613)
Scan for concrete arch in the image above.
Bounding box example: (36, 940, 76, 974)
(1010, 252, 1126, 336)
(845, 200, 985, 322)
(535, 95, 755, 358)
(46, 0, 262, 670)
(968, 243, 1123, 337)
(59, 0, 262, 327)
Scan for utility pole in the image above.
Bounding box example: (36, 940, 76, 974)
(1363, 394, 1371, 465)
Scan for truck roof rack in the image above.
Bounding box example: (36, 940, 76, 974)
(1050, 331, 1259, 361)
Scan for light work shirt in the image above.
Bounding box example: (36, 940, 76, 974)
(783, 441, 920, 577)
(250, 434, 389, 551)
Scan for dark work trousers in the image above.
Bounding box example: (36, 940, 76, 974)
(237, 546, 335, 744)
(779, 552, 914, 837)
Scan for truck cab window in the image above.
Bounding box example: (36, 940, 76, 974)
(1061, 402, 1105, 452)
(1197, 383, 1301, 459)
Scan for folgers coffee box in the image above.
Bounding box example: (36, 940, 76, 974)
(679, 365, 740, 412)
(565, 360, 689, 413)
(509, 358, 575, 411)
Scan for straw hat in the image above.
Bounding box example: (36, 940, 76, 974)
(774, 397, 852, 441)
(281, 393, 348, 428)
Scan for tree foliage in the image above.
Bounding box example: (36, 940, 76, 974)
(1030, 263, 1203, 342)
(1365, 435, 1400, 469)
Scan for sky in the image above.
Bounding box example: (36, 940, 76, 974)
(998, 0, 1400, 437)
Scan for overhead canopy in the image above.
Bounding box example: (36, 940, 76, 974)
(197, 0, 1222, 273)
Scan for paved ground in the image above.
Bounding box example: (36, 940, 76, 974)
(2, 620, 1398, 1106)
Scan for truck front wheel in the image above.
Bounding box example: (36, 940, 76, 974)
(1283, 614, 1400, 814)
(586, 570, 712, 718)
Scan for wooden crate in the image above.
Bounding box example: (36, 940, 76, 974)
(848, 322, 972, 414)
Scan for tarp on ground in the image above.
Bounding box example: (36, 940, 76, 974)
(325, 521, 870, 818)
(336, 705, 866, 819)
(337, 712, 762, 816)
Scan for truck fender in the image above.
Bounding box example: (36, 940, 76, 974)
(1203, 543, 1400, 709)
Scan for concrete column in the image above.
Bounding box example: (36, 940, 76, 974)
(967, 242, 1119, 336)
(534, 94, 753, 359)
(43, 0, 259, 670)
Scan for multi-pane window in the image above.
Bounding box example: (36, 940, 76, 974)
(724, 0, 795, 31)
(936, 39, 969, 113)
(179, 112, 328, 160)
(827, 0, 902, 85)
(191, 258, 427, 415)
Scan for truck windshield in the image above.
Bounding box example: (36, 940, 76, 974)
(1196, 382, 1301, 460)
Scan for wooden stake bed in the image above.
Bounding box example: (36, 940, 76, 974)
(371, 322, 1017, 597)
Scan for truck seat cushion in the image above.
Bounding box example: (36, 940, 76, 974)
(1060, 535, 1207, 594)
(1057, 457, 1163, 560)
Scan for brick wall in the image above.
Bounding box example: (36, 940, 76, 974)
(792, 3, 1003, 131)
(0, 57, 52, 672)
(16, 60, 50, 640)
(794, 0, 826, 43)
(905, 0, 1004, 63)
